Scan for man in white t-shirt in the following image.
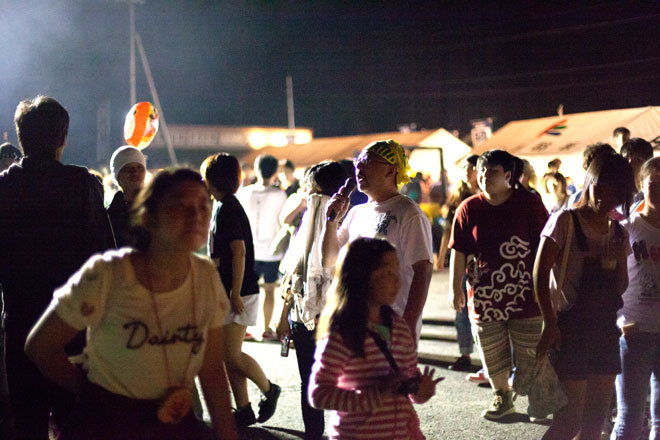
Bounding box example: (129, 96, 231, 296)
(236, 155, 287, 340)
(321, 140, 433, 340)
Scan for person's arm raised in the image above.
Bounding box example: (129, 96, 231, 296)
(321, 193, 350, 268)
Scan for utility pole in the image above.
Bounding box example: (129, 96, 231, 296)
(129, 1, 136, 106)
(135, 33, 178, 165)
(123, 0, 177, 165)
(286, 74, 295, 144)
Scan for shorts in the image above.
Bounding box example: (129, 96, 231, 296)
(223, 294, 259, 327)
(550, 312, 621, 380)
(254, 260, 280, 283)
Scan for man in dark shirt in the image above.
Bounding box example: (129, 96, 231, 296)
(449, 149, 548, 421)
(0, 96, 115, 439)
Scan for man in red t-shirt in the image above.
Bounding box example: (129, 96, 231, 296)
(448, 150, 548, 421)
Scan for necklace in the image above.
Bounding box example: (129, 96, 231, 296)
(145, 256, 197, 424)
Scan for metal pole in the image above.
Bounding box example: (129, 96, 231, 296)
(129, 2, 136, 106)
(286, 74, 295, 144)
(135, 32, 178, 165)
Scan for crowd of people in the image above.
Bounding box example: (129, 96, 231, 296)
(0, 94, 658, 440)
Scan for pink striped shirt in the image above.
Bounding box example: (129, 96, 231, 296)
(309, 315, 424, 439)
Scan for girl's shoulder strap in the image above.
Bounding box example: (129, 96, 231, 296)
(566, 209, 588, 252)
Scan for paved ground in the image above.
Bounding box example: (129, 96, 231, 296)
(213, 271, 551, 439)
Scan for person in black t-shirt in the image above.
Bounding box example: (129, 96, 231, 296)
(201, 153, 280, 429)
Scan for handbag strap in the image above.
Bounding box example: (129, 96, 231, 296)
(556, 211, 574, 296)
(368, 330, 399, 372)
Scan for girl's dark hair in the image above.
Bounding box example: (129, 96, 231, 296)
(576, 153, 635, 216)
(640, 156, 660, 183)
(130, 168, 209, 251)
(547, 172, 567, 195)
(316, 237, 396, 357)
(447, 155, 478, 210)
(200, 153, 241, 195)
(305, 161, 347, 196)
(465, 154, 479, 167)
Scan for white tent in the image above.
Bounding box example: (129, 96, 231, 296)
(240, 128, 472, 182)
(472, 106, 660, 185)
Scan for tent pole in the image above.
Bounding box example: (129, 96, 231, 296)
(135, 32, 178, 166)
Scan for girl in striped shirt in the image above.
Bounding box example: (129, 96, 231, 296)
(309, 237, 441, 439)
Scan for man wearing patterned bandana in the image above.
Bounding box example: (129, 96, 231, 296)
(322, 140, 433, 341)
(448, 149, 548, 421)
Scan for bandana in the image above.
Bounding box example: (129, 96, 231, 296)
(365, 139, 411, 188)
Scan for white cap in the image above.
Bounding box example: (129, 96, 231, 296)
(110, 146, 146, 184)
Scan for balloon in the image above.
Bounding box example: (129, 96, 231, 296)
(124, 102, 159, 150)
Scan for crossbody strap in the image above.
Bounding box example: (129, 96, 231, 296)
(556, 211, 574, 299)
(368, 330, 399, 372)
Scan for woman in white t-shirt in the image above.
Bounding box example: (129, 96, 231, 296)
(612, 157, 660, 439)
(25, 168, 238, 439)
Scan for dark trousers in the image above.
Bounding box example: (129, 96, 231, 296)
(5, 325, 75, 440)
(60, 381, 217, 440)
(291, 321, 324, 440)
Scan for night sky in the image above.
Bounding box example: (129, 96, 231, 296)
(1, 1, 659, 167)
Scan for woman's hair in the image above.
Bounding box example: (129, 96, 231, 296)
(547, 172, 567, 196)
(576, 153, 636, 216)
(304, 160, 347, 196)
(130, 168, 209, 251)
(465, 154, 479, 168)
(582, 142, 616, 171)
(520, 159, 537, 188)
(316, 237, 396, 357)
(640, 157, 660, 183)
(200, 153, 241, 195)
(447, 157, 477, 209)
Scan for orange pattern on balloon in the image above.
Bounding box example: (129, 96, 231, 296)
(124, 102, 159, 150)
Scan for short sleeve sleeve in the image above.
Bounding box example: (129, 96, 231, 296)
(51, 253, 112, 330)
(400, 212, 433, 266)
(541, 210, 570, 251)
(216, 202, 246, 244)
(530, 194, 550, 248)
(336, 208, 354, 249)
(448, 199, 473, 254)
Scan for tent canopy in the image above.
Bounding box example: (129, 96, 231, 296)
(473, 106, 660, 157)
(471, 106, 660, 188)
(239, 128, 471, 169)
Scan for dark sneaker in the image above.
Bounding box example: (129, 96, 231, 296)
(448, 355, 472, 371)
(481, 390, 515, 420)
(257, 381, 281, 423)
(234, 404, 256, 428)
